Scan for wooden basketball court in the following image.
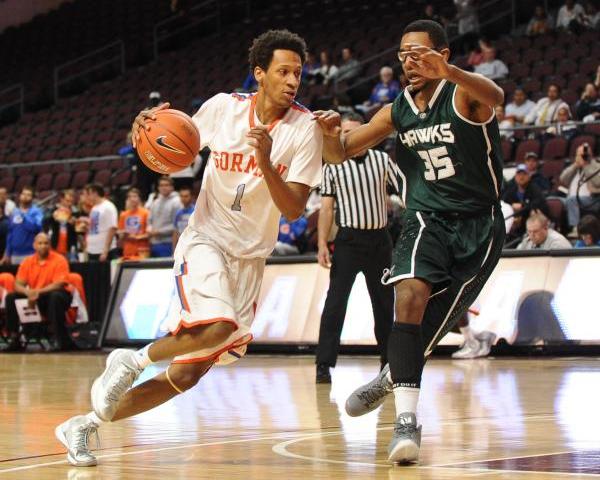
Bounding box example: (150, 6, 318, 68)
(1, 353, 599, 479)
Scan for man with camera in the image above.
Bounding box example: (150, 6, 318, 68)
(560, 143, 600, 232)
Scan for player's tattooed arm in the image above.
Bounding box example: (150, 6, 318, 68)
(314, 106, 394, 163)
(246, 125, 309, 220)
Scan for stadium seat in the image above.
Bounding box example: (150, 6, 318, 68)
(14, 175, 34, 193)
(0, 177, 15, 192)
(52, 172, 72, 191)
(92, 169, 112, 185)
(546, 197, 567, 233)
(542, 138, 568, 159)
(501, 139, 513, 164)
(71, 171, 91, 189)
(35, 173, 53, 192)
(540, 159, 566, 191)
(515, 140, 541, 164)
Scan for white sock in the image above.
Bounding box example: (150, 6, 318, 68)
(393, 386, 420, 417)
(86, 411, 106, 426)
(134, 344, 154, 369)
(460, 325, 476, 343)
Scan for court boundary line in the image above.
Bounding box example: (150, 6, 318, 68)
(272, 413, 598, 477)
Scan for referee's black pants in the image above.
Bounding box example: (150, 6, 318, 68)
(316, 227, 394, 368)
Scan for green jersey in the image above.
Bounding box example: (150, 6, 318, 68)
(391, 79, 503, 214)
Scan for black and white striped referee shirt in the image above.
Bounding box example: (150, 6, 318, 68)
(321, 149, 404, 229)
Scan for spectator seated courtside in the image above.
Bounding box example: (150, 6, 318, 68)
(1, 233, 73, 352)
(517, 212, 572, 250)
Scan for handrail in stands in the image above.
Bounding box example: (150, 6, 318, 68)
(0, 83, 25, 118)
(53, 40, 125, 103)
(336, 0, 515, 96)
(153, 0, 221, 60)
(0, 154, 122, 171)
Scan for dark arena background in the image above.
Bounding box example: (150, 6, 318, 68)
(1, 0, 600, 478)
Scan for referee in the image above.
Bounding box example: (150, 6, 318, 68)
(316, 112, 402, 383)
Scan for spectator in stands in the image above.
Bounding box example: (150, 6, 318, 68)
(0, 206, 8, 260)
(502, 164, 549, 237)
(423, 4, 447, 26)
(526, 5, 554, 35)
(474, 47, 509, 81)
(524, 152, 552, 193)
(1, 233, 72, 352)
(273, 215, 308, 256)
(595, 65, 600, 91)
(505, 88, 536, 125)
(335, 47, 361, 85)
(544, 106, 579, 141)
(314, 50, 338, 86)
(302, 51, 321, 83)
(556, 0, 585, 31)
(148, 176, 182, 258)
(575, 83, 600, 122)
(582, 0, 600, 28)
(148, 91, 162, 108)
(118, 188, 150, 259)
(517, 212, 572, 249)
(575, 215, 600, 247)
(454, 0, 479, 35)
(559, 143, 600, 231)
(43, 190, 78, 260)
(74, 189, 92, 255)
(84, 183, 118, 262)
(1, 186, 43, 265)
(525, 83, 570, 126)
(0, 187, 15, 216)
(172, 186, 195, 250)
(170, 154, 198, 190)
(496, 105, 514, 139)
(356, 66, 400, 116)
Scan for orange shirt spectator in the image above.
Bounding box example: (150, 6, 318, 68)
(118, 188, 150, 259)
(17, 248, 69, 289)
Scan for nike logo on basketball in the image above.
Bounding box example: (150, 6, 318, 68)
(156, 136, 185, 155)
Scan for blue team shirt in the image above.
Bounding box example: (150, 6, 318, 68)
(6, 205, 43, 256)
(174, 205, 195, 234)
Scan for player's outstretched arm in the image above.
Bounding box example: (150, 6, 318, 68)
(314, 106, 395, 163)
(405, 44, 503, 122)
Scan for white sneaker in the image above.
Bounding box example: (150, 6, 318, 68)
(55, 415, 99, 467)
(451, 339, 482, 359)
(387, 412, 422, 464)
(475, 331, 496, 357)
(91, 349, 143, 421)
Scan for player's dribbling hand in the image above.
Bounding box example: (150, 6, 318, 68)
(246, 126, 273, 170)
(131, 102, 171, 148)
(404, 43, 450, 80)
(312, 110, 342, 137)
(317, 244, 331, 268)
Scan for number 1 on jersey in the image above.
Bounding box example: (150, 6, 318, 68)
(231, 183, 246, 211)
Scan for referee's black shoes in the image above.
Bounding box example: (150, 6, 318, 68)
(316, 363, 332, 384)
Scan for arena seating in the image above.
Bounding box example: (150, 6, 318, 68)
(0, 0, 598, 199)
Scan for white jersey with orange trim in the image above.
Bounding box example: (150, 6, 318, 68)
(190, 92, 323, 259)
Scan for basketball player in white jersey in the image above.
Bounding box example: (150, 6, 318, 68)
(55, 29, 323, 467)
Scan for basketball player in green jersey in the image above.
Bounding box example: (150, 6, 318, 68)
(314, 19, 505, 464)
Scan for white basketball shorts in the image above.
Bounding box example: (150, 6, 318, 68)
(166, 227, 265, 365)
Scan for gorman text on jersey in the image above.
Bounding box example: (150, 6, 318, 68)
(212, 151, 289, 178)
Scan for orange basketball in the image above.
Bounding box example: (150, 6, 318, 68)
(136, 109, 200, 174)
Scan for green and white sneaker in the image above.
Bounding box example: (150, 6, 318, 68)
(387, 412, 422, 464)
(55, 415, 99, 467)
(91, 349, 142, 421)
(345, 364, 392, 417)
